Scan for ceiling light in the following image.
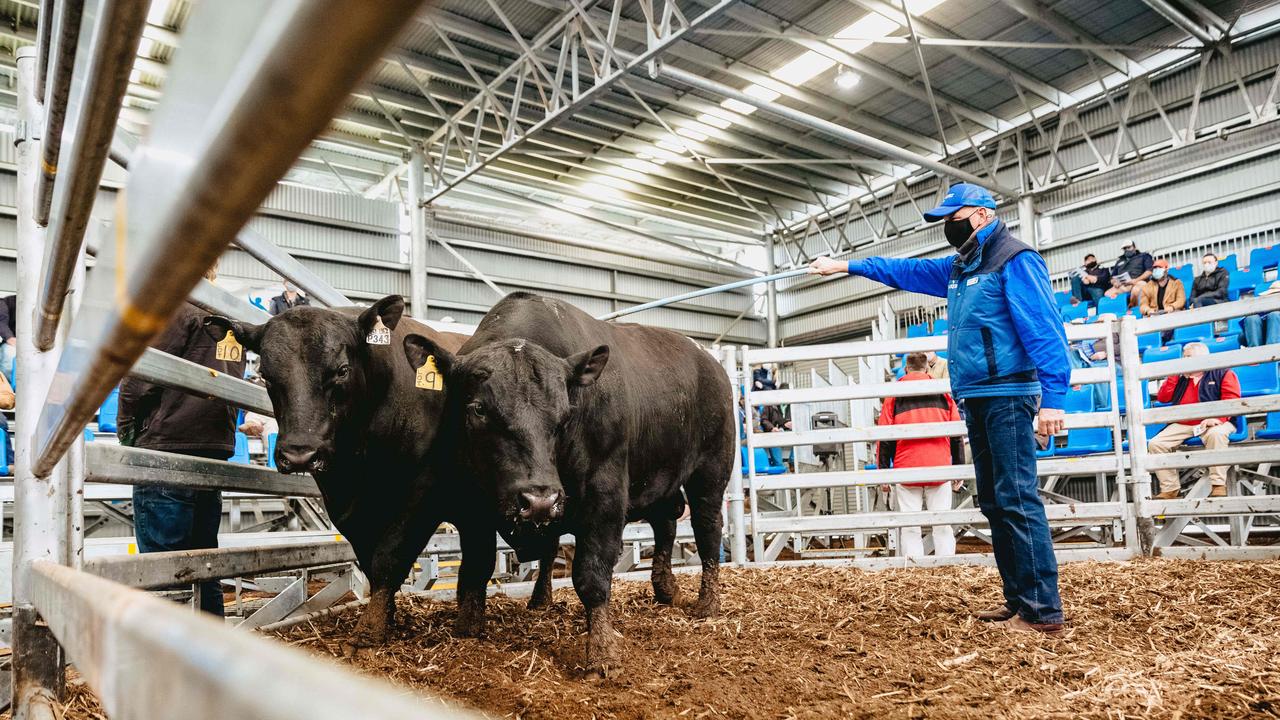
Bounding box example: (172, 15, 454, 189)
(772, 51, 837, 86)
(697, 111, 735, 129)
(656, 137, 687, 154)
(744, 84, 781, 102)
(835, 67, 861, 90)
(676, 126, 708, 143)
(721, 98, 758, 115)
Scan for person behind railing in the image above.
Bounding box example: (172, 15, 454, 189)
(1069, 253, 1110, 308)
(926, 351, 949, 379)
(0, 293, 15, 370)
(1147, 342, 1239, 499)
(1190, 253, 1230, 308)
(1105, 241, 1154, 307)
(1239, 282, 1280, 348)
(876, 352, 963, 558)
(0, 367, 13, 463)
(268, 280, 311, 316)
(1139, 259, 1186, 318)
(751, 366, 776, 392)
(118, 261, 247, 616)
(808, 182, 1068, 635)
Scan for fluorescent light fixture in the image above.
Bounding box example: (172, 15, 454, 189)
(605, 164, 649, 183)
(721, 98, 758, 115)
(835, 66, 861, 89)
(620, 158, 663, 175)
(676, 126, 708, 142)
(655, 137, 687, 154)
(744, 84, 781, 102)
(772, 51, 837, 85)
(563, 196, 593, 209)
(697, 111, 734, 129)
(146, 0, 170, 26)
(830, 12, 899, 55)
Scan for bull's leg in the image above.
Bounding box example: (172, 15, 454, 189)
(455, 514, 497, 637)
(685, 467, 730, 619)
(527, 541, 558, 610)
(647, 494, 684, 605)
(345, 515, 443, 656)
(571, 490, 626, 677)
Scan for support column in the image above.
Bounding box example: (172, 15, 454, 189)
(1018, 194, 1038, 249)
(407, 147, 428, 318)
(12, 46, 66, 719)
(765, 234, 779, 348)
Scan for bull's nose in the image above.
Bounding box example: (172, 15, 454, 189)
(277, 445, 319, 473)
(518, 490, 563, 522)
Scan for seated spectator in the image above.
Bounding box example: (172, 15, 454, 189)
(268, 281, 310, 316)
(1105, 242, 1154, 305)
(0, 294, 15, 369)
(876, 352, 963, 558)
(752, 366, 776, 392)
(1139, 259, 1185, 317)
(1147, 342, 1239, 499)
(0, 368, 13, 462)
(760, 389, 791, 468)
(238, 410, 278, 440)
(926, 351, 948, 380)
(1239, 282, 1280, 347)
(1069, 254, 1110, 307)
(1190, 253, 1230, 308)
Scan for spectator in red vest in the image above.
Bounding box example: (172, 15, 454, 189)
(877, 352, 964, 558)
(1147, 342, 1240, 499)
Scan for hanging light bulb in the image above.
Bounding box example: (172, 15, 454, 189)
(835, 66, 861, 90)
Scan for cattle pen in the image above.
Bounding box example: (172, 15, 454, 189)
(5, 1, 1280, 719)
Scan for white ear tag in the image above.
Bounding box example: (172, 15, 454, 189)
(366, 317, 391, 345)
(415, 355, 443, 391)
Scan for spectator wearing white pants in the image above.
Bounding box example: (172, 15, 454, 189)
(1147, 342, 1240, 499)
(876, 353, 965, 558)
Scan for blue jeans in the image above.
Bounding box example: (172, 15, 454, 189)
(134, 482, 225, 616)
(962, 395, 1063, 624)
(1069, 276, 1104, 306)
(1241, 312, 1280, 348)
(765, 447, 783, 467)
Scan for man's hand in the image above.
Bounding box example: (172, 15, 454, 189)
(1037, 407, 1066, 436)
(1083, 274, 1096, 284)
(5, 337, 14, 346)
(951, 480, 965, 493)
(1201, 418, 1223, 429)
(239, 419, 264, 437)
(808, 257, 847, 276)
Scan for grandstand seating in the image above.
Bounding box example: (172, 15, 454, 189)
(1054, 291, 1073, 308)
(267, 432, 278, 469)
(1061, 303, 1089, 323)
(1249, 246, 1280, 275)
(1057, 427, 1114, 456)
(1257, 412, 1280, 440)
(906, 322, 929, 338)
(97, 387, 119, 433)
(1064, 388, 1094, 413)
(1235, 363, 1280, 397)
(0, 425, 8, 475)
(1184, 416, 1249, 445)
(1143, 344, 1182, 363)
(228, 432, 251, 464)
(1207, 336, 1240, 353)
(1096, 295, 1128, 319)
(741, 446, 786, 476)
(1170, 263, 1194, 289)
(1170, 322, 1214, 345)
(1218, 254, 1239, 273)
(1228, 268, 1263, 300)
(932, 318, 948, 335)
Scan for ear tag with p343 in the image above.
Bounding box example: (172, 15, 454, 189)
(366, 317, 391, 345)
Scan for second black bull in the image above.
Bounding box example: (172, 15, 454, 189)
(403, 292, 736, 675)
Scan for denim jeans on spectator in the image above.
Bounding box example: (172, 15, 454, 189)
(1069, 275, 1104, 306)
(1241, 312, 1280, 348)
(961, 394, 1063, 624)
(765, 447, 783, 468)
(133, 479, 225, 616)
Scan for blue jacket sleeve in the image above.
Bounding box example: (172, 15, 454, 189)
(847, 256, 953, 298)
(1004, 252, 1071, 410)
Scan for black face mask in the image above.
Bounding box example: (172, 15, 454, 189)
(1085, 261, 1098, 270)
(1124, 248, 1137, 258)
(943, 217, 973, 249)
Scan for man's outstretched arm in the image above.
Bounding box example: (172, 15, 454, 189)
(809, 255, 954, 298)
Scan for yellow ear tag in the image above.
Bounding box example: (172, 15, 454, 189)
(415, 355, 443, 392)
(215, 330, 243, 362)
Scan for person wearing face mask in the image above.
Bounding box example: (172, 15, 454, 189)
(1069, 254, 1110, 307)
(1139, 259, 1186, 318)
(809, 183, 1068, 635)
(1191, 253, 1231, 308)
(1105, 242, 1154, 306)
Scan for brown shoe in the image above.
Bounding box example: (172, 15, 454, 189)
(1209, 485, 1227, 497)
(975, 605, 1016, 622)
(1152, 490, 1180, 500)
(998, 615, 1064, 636)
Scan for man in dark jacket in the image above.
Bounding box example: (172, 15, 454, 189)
(1105, 241, 1154, 306)
(0, 294, 16, 370)
(119, 264, 246, 616)
(268, 281, 310, 316)
(1191, 253, 1230, 307)
(1069, 254, 1110, 307)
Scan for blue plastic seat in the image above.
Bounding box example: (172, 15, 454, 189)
(1257, 412, 1280, 440)
(97, 387, 120, 433)
(1036, 440, 1055, 458)
(228, 432, 251, 464)
(1207, 336, 1240, 353)
(1170, 264, 1194, 289)
(82, 428, 94, 443)
(1124, 423, 1166, 451)
(907, 322, 929, 338)
(267, 432, 278, 469)
(1250, 246, 1280, 274)
(1235, 363, 1280, 397)
(1228, 269, 1263, 300)
(1143, 344, 1183, 363)
(1061, 303, 1089, 323)
(1054, 291, 1073, 308)
(0, 425, 9, 475)
(740, 447, 786, 476)
(1218, 254, 1239, 273)
(1185, 416, 1249, 446)
(1064, 388, 1094, 414)
(1225, 317, 1244, 338)
(1057, 427, 1114, 456)
(932, 318, 948, 336)
(1137, 333, 1162, 353)
(1171, 323, 1214, 345)
(1095, 296, 1128, 319)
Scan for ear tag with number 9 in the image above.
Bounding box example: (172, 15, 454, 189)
(366, 317, 391, 345)
(415, 355, 443, 392)
(215, 330, 243, 362)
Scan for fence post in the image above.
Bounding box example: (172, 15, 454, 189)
(718, 346, 747, 564)
(1118, 315, 1155, 554)
(742, 345, 764, 562)
(12, 46, 67, 718)
(1102, 319, 1137, 551)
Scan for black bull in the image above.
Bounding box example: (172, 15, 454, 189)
(205, 296, 470, 653)
(403, 292, 736, 676)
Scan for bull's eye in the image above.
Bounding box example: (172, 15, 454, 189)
(334, 364, 351, 382)
(468, 402, 486, 420)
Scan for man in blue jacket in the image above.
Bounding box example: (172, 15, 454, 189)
(810, 183, 1069, 634)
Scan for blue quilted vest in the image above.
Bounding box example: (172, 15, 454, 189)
(945, 220, 1042, 400)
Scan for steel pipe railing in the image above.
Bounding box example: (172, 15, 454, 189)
(85, 444, 319, 497)
(34, 0, 148, 351)
(33, 0, 57, 104)
(83, 543, 355, 589)
(131, 348, 273, 416)
(32, 0, 426, 477)
(597, 268, 807, 321)
(189, 278, 273, 324)
(33, 0, 84, 226)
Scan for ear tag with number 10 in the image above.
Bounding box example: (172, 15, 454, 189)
(215, 331, 243, 362)
(416, 355, 443, 392)
(366, 317, 391, 345)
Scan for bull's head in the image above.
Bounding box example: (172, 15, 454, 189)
(402, 334, 608, 531)
(205, 295, 405, 474)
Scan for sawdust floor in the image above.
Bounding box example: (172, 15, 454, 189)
(41, 559, 1280, 719)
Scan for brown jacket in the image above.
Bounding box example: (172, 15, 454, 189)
(1140, 277, 1186, 316)
(118, 303, 246, 454)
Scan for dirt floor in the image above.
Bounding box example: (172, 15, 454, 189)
(35, 559, 1280, 719)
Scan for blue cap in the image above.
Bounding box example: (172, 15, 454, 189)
(922, 183, 997, 222)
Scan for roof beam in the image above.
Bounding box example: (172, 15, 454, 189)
(998, 0, 1145, 76)
(1137, 0, 1221, 45)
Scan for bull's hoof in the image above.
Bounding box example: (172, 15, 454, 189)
(652, 582, 679, 606)
(583, 635, 620, 679)
(340, 635, 380, 659)
(527, 590, 552, 610)
(453, 615, 486, 638)
(687, 597, 720, 619)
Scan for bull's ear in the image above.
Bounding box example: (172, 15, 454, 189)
(358, 295, 405, 339)
(403, 333, 455, 376)
(567, 345, 609, 387)
(203, 316, 264, 351)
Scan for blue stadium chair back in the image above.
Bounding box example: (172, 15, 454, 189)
(1224, 317, 1244, 338)
(1207, 336, 1240, 353)
(754, 448, 786, 475)
(1143, 344, 1182, 363)
(1185, 416, 1249, 446)
(1100, 375, 1146, 415)
(1234, 362, 1280, 397)
(1217, 254, 1239, 273)
(932, 318, 948, 335)
(267, 433, 278, 469)
(97, 387, 120, 433)
(907, 322, 929, 338)
(0, 425, 8, 475)
(1228, 269, 1263, 300)
(83, 428, 94, 443)
(1035, 441, 1054, 459)
(228, 432, 251, 464)
(1170, 264, 1194, 289)
(1054, 291, 1073, 308)
(1257, 412, 1280, 440)
(1137, 333, 1161, 353)
(1171, 323, 1214, 345)
(1095, 296, 1128, 319)
(1057, 427, 1113, 456)
(1064, 388, 1094, 413)
(1060, 303, 1089, 323)
(1249, 246, 1280, 273)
